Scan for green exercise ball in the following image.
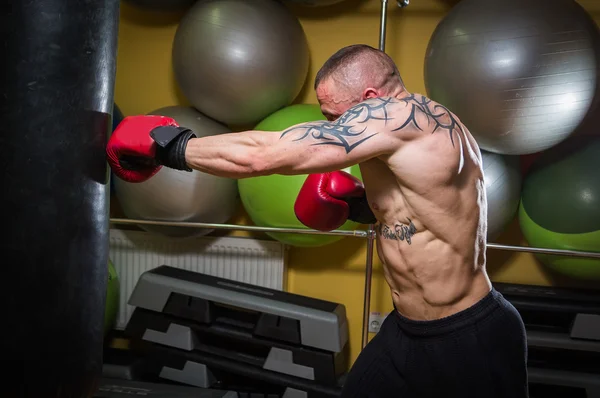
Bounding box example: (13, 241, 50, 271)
(104, 259, 120, 334)
(518, 137, 600, 280)
(238, 104, 363, 247)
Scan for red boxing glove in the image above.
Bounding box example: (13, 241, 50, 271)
(294, 171, 377, 231)
(106, 115, 195, 183)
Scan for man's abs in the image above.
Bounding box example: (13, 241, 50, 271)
(359, 94, 491, 321)
(376, 221, 492, 320)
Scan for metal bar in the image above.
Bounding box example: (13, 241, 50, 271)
(109, 218, 600, 259)
(487, 242, 600, 259)
(109, 218, 370, 238)
(378, 0, 388, 51)
(361, 227, 376, 349)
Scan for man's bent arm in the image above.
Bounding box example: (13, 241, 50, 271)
(184, 98, 405, 178)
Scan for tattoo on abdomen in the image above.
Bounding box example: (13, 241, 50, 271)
(377, 218, 417, 244)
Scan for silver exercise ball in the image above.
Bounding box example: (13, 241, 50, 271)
(172, 0, 310, 126)
(424, 0, 600, 155)
(481, 150, 522, 241)
(114, 106, 238, 238)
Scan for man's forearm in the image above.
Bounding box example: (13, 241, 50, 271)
(183, 130, 277, 179)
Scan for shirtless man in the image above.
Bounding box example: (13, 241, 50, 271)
(107, 44, 528, 398)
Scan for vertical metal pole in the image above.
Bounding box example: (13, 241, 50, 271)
(379, 0, 389, 51)
(361, 228, 377, 349)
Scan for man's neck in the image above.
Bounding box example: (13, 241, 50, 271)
(391, 86, 410, 100)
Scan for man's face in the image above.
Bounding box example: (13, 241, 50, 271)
(315, 78, 360, 122)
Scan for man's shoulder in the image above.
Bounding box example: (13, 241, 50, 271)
(354, 93, 441, 117)
(355, 94, 436, 133)
(344, 96, 417, 121)
(339, 94, 461, 136)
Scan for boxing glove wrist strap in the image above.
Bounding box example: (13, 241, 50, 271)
(346, 194, 377, 225)
(150, 126, 197, 172)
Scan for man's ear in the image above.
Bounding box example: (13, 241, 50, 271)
(362, 88, 379, 100)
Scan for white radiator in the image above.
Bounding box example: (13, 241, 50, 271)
(108, 228, 287, 330)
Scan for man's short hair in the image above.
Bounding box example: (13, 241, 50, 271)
(314, 44, 400, 90)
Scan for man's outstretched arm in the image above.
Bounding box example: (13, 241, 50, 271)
(183, 98, 405, 178)
(106, 98, 409, 182)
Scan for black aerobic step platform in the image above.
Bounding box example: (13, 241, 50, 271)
(128, 265, 349, 354)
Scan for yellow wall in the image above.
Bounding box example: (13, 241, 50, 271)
(112, 0, 600, 367)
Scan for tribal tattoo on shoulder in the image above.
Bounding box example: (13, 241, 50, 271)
(278, 94, 462, 153)
(393, 94, 461, 147)
(377, 218, 417, 245)
(279, 98, 394, 154)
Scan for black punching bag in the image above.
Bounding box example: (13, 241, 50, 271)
(2, 0, 119, 396)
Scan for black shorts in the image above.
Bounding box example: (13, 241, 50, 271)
(341, 288, 528, 398)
